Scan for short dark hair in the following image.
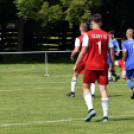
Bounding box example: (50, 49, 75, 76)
(91, 13, 102, 23)
(108, 30, 115, 35)
(80, 23, 88, 32)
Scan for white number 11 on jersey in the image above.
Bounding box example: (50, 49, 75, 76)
(97, 41, 101, 54)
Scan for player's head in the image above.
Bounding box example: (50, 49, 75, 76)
(126, 28, 133, 39)
(108, 30, 115, 40)
(79, 23, 88, 34)
(90, 13, 102, 28)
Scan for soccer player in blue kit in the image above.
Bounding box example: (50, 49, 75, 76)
(122, 28, 134, 99)
(107, 31, 120, 82)
(108, 31, 120, 56)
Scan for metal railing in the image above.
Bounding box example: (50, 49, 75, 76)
(0, 49, 123, 76)
(0, 51, 73, 77)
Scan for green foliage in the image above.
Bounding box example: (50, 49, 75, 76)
(62, 0, 102, 25)
(14, 0, 102, 26)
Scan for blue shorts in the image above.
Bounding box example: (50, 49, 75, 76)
(126, 69, 134, 78)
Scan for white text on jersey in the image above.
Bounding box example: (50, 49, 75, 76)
(92, 34, 107, 39)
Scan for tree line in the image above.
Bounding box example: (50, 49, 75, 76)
(0, 0, 134, 54)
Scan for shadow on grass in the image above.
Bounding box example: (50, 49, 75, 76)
(108, 95, 123, 97)
(95, 116, 134, 122)
(94, 95, 123, 98)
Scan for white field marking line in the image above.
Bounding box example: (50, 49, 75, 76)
(0, 69, 33, 72)
(0, 81, 127, 85)
(0, 81, 71, 85)
(0, 87, 83, 92)
(0, 114, 134, 127)
(1, 75, 72, 79)
(0, 82, 128, 92)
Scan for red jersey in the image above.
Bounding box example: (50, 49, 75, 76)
(83, 29, 113, 70)
(77, 35, 88, 64)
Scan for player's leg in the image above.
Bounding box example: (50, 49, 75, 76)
(83, 83, 93, 111)
(113, 60, 122, 82)
(121, 61, 126, 79)
(107, 53, 113, 82)
(99, 85, 109, 122)
(114, 60, 119, 66)
(91, 82, 96, 98)
(112, 73, 120, 82)
(108, 63, 113, 82)
(108, 69, 113, 82)
(121, 70, 126, 79)
(126, 70, 134, 99)
(115, 59, 126, 80)
(131, 78, 134, 81)
(83, 83, 96, 121)
(67, 63, 84, 97)
(67, 72, 79, 97)
(83, 70, 96, 121)
(126, 77, 134, 99)
(112, 72, 120, 82)
(98, 70, 109, 122)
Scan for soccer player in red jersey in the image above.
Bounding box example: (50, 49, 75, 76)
(73, 13, 115, 122)
(67, 23, 96, 98)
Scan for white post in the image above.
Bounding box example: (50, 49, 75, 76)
(44, 52, 50, 77)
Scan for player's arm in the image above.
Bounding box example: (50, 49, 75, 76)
(109, 48, 114, 70)
(70, 38, 80, 60)
(122, 49, 127, 62)
(75, 46, 87, 66)
(71, 47, 80, 60)
(115, 50, 120, 56)
(122, 42, 127, 62)
(108, 37, 115, 73)
(115, 41, 120, 56)
(73, 34, 89, 71)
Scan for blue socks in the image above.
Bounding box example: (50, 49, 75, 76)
(127, 80, 134, 92)
(112, 73, 117, 77)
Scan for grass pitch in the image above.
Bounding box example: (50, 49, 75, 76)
(0, 61, 134, 134)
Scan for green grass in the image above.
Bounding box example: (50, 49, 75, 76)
(0, 62, 133, 134)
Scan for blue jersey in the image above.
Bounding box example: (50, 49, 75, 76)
(123, 39, 134, 70)
(113, 39, 120, 54)
(107, 39, 120, 66)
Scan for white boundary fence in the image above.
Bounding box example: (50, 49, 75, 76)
(0, 51, 72, 77)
